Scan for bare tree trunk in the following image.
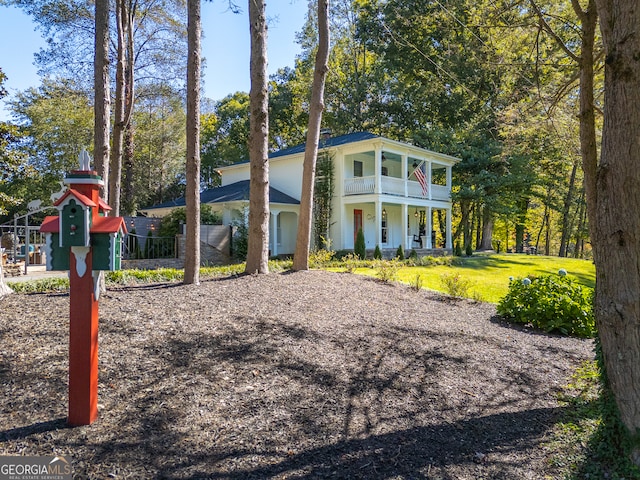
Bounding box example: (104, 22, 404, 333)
(184, 0, 201, 285)
(94, 0, 110, 202)
(559, 156, 579, 257)
(245, 0, 269, 274)
(478, 206, 493, 250)
(293, 0, 330, 271)
(592, 0, 640, 464)
(110, 0, 136, 216)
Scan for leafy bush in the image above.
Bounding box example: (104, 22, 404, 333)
(465, 243, 473, 256)
(309, 248, 335, 267)
(7, 277, 69, 293)
(374, 259, 401, 283)
(419, 255, 453, 267)
(497, 274, 595, 337)
(373, 244, 382, 260)
(395, 244, 405, 260)
(440, 272, 473, 298)
(342, 253, 360, 273)
(354, 228, 366, 259)
(454, 241, 462, 257)
(411, 273, 423, 291)
(158, 204, 221, 238)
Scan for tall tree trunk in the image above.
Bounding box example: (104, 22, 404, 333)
(94, 0, 110, 202)
(184, 0, 201, 285)
(245, 0, 269, 274)
(293, 0, 330, 271)
(559, 156, 579, 257)
(573, 189, 586, 258)
(122, 122, 135, 215)
(110, 0, 136, 216)
(460, 200, 471, 250)
(593, 0, 640, 464)
(478, 206, 493, 250)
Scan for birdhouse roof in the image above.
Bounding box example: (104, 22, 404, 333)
(91, 216, 128, 235)
(39, 216, 60, 233)
(53, 189, 97, 208)
(98, 198, 112, 212)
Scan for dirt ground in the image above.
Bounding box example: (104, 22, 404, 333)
(0, 270, 593, 479)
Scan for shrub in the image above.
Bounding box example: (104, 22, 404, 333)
(395, 244, 405, 260)
(411, 273, 423, 292)
(408, 248, 418, 262)
(158, 204, 222, 238)
(454, 241, 463, 257)
(497, 274, 595, 338)
(354, 228, 366, 259)
(374, 259, 401, 283)
(309, 248, 335, 267)
(342, 253, 360, 273)
(440, 272, 473, 298)
(420, 255, 453, 267)
(465, 243, 473, 256)
(373, 244, 382, 260)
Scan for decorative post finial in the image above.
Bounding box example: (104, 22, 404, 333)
(78, 149, 92, 171)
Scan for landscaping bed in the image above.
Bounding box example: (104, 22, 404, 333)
(0, 270, 593, 478)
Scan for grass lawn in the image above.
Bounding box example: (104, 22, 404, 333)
(347, 253, 595, 303)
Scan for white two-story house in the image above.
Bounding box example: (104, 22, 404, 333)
(142, 132, 460, 256)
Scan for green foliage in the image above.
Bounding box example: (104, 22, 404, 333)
(454, 241, 463, 257)
(440, 273, 474, 298)
(200, 92, 250, 188)
(158, 204, 221, 238)
(548, 354, 640, 479)
(395, 244, 405, 260)
(308, 248, 335, 268)
(6, 277, 69, 293)
(408, 248, 418, 261)
(465, 243, 473, 256)
(354, 228, 366, 259)
(342, 252, 360, 273)
(313, 152, 335, 249)
(419, 255, 454, 267)
(497, 274, 595, 337)
(373, 244, 382, 260)
(374, 259, 401, 283)
(410, 273, 423, 292)
(231, 214, 249, 261)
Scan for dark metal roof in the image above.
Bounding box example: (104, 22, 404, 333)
(144, 180, 299, 211)
(269, 131, 379, 159)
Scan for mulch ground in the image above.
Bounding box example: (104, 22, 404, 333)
(0, 270, 593, 479)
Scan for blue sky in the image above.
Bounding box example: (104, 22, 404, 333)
(0, 1, 309, 121)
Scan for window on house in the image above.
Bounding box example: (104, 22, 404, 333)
(381, 166, 388, 176)
(381, 217, 388, 244)
(354, 160, 363, 177)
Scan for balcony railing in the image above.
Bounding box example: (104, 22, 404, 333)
(344, 176, 450, 201)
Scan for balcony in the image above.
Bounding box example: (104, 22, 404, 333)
(343, 176, 451, 201)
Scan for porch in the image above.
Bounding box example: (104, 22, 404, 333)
(344, 176, 451, 201)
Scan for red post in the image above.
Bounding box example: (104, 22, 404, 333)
(67, 238, 99, 425)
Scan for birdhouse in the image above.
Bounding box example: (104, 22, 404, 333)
(55, 190, 95, 248)
(39, 158, 127, 273)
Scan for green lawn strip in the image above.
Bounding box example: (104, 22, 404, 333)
(332, 254, 595, 304)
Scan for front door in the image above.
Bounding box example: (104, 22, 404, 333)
(353, 209, 363, 245)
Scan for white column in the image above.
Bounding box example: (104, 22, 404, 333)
(375, 145, 382, 194)
(427, 160, 433, 200)
(446, 165, 452, 191)
(402, 154, 408, 197)
(426, 206, 433, 249)
(375, 201, 382, 248)
(446, 207, 453, 249)
(402, 203, 409, 250)
(271, 210, 280, 257)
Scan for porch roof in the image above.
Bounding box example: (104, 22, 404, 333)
(143, 180, 300, 212)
